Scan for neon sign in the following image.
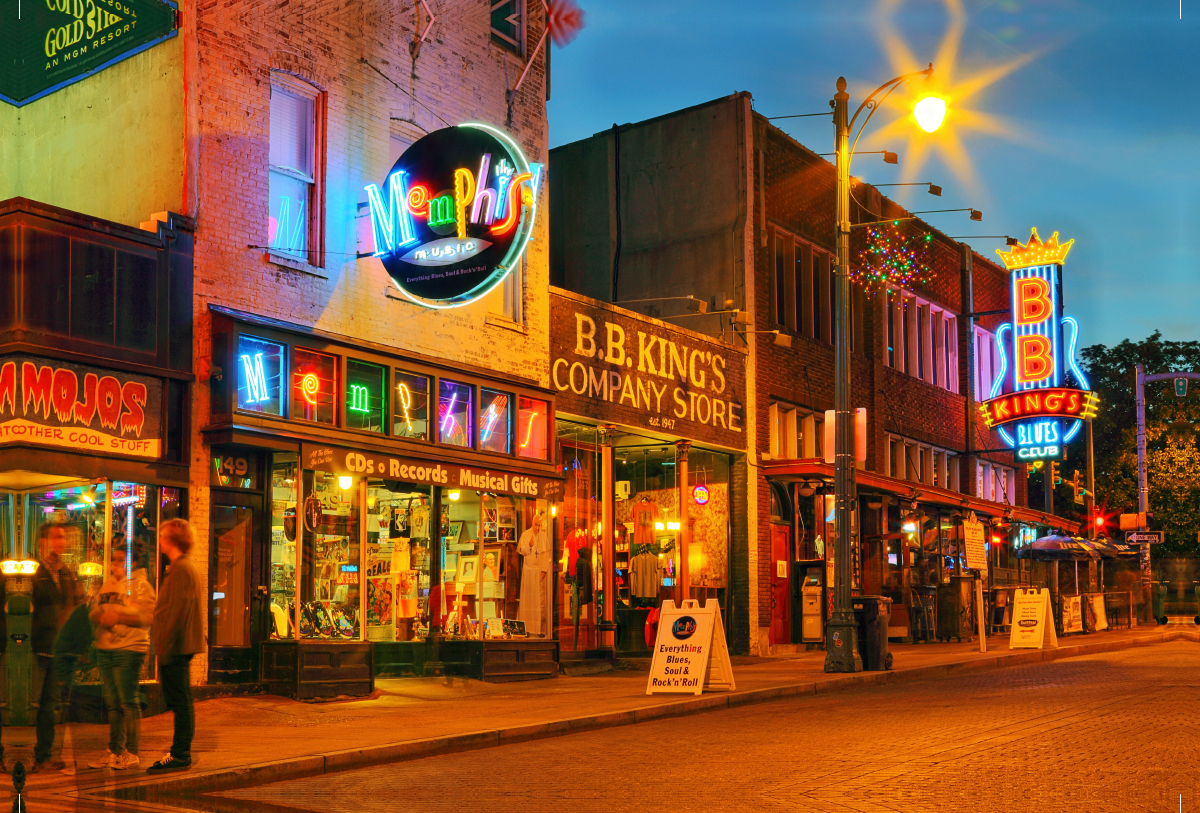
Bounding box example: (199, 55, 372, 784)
(365, 123, 542, 309)
(240, 354, 270, 403)
(979, 229, 1097, 463)
(349, 385, 370, 413)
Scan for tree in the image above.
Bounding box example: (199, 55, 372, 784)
(1079, 332, 1200, 555)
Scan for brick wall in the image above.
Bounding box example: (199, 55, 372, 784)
(185, 0, 551, 683)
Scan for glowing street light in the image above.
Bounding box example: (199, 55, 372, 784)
(913, 96, 947, 133)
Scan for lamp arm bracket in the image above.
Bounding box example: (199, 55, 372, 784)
(846, 65, 934, 175)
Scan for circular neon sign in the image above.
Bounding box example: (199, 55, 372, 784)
(692, 484, 710, 506)
(365, 123, 540, 309)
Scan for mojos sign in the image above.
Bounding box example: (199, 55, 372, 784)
(365, 123, 542, 309)
(979, 229, 1097, 461)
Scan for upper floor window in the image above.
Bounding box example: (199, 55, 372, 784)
(974, 325, 1004, 399)
(976, 460, 1016, 506)
(491, 0, 524, 56)
(768, 402, 824, 460)
(884, 289, 958, 394)
(771, 229, 857, 349)
(269, 74, 322, 265)
(886, 433, 959, 491)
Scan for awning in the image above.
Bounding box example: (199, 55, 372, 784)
(763, 459, 1081, 534)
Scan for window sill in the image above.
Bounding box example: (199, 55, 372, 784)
(485, 314, 527, 334)
(265, 252, 328, 279)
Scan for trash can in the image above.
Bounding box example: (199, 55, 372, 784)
(1154, 583, 1168, 624)
(852, 595, 893, 671)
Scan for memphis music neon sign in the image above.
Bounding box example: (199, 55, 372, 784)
(364, 123, 542, 309)
(978, 229, 1097, 461)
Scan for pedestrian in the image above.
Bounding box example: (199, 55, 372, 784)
(31, 522, 82, 773)
(147, 519, 203, 773)
(88, 538, 156, 770)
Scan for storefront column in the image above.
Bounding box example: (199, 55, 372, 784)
(599, 426, 617, 651)
(677, 440, 692, 603)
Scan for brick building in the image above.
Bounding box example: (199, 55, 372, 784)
(550, 92, 1077, 656)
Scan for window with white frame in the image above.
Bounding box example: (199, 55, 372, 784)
(975, 459, 1016, 505)
(886, 433, 960, 491)
(973, 325, 1004, 399)
(269, 74, 322, 265)
(491, 0, 524, 56)
(883, 289, 958, 393)
(768, 402, 823, 460)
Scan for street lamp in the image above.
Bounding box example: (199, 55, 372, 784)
(826, 65, 942, 674)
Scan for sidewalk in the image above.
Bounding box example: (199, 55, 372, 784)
(10, 625, 1196, 808)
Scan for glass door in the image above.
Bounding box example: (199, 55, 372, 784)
(208, 491, 267, 683)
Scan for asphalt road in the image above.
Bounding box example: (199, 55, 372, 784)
(165, 641, 1198, 813)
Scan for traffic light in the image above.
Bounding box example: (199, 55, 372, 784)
(1050, 461, 1061, 484)
(1025, 461, 1044, 474)
(1176, 377, 1188, 397)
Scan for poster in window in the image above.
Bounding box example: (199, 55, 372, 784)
(367, 577, 393, 626)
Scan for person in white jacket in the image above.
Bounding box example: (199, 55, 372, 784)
(88, 539, 157, 770)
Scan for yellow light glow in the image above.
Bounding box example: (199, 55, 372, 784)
(550, 505, 557, 517)
(78, 562, 104, 577)
(865, 0, 1038, 193)
(994, 228, 1075, 270)
(448, 490, 461, 501)
(666, 521, 681, 531)
(654, 521, 665, 531)
(0, 560, 38, 576)
(913, 96, 946, 132)
(338, 476, 353, 490)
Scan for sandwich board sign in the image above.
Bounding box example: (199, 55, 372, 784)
(1009, 588, 1058, 650)
(646, 599, 735, 695)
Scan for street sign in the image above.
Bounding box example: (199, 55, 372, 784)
(1176, 377, 1188, 397)
(1125, 531, 1164, 544)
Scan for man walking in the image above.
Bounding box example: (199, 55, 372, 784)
(148, 519, 203, 773)
(31, 523, 82, 773)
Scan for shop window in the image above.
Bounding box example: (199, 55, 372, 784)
(269, 453, 298, 640)
(478, 389, 514, 454)
(211, 450, 260, 489)
(269, 74, 322, 265)
(365, 480, 433, 642)
(301, 471, 361, 639)
(392, 370, 430, 440)
(345, 359, 386, 434)
(438, 379, 473, 447)
(291, 347, 338, 425)
(236, 335, 286, 416)
(517, 397, 548, 459)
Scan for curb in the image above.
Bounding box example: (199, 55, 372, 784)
(101, 628, 1197, 801)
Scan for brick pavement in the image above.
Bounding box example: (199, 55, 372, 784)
(216, 641, 1200, 813)
(6, 626, 1196, 812)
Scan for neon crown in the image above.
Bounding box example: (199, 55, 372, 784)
(995, 228, 1074, 271)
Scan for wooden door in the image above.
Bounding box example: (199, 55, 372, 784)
(769, 524, 791, 645)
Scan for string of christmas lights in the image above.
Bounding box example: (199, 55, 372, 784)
(852, 225, 933, 291)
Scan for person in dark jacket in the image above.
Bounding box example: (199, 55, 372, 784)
(147, 519, 203, 773)
(31, 522, 82, 773)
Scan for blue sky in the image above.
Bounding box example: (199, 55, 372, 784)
(546, 0, 1199, 349)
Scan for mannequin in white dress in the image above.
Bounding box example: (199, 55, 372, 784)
(516, 510, 552, 636)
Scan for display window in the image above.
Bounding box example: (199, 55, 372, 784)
(438, 379, 473, 447)
(517, 397, 549, 460)
(300, 471, 361, 639)
(292, 347, 338, 425)
(237, 335, 286, 415)
(555, 422, 602, 650)
(269, 453, 299, 640)
(346, 359, 386, 434)
(684, 449, 730, 606)
(364, 480, 433, 642)
(479, 389, 513, 454)
(438, 490, 550, 640)
(393, 370, 430, 440)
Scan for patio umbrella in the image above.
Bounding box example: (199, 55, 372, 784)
(1083, 537, 1138, 560)
(1015, 534, 1100, 561)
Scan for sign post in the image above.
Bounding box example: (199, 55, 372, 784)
(962, 513, 988, 653)
(646, 600, 735, 696)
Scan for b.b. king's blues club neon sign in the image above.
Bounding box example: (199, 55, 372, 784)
(365, 123, 542, 309)
(979, 229, 1099, 461)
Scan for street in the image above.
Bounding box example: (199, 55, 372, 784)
(179, 642, 1198, 813)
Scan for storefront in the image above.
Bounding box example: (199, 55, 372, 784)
(205, 307, 561, 694)
(0, 198, 194, 720)
(550, 289, 749, 657)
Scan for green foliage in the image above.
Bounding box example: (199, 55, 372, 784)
(1080, 332, 1200, 555)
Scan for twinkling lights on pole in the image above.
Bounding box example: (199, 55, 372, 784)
(852, 224, 933, 291)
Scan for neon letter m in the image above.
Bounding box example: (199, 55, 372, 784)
(365, 171, 418, 256)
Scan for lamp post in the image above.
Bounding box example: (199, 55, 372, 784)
(825, 68, 943, 673)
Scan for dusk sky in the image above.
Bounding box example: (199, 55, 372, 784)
(546, 0, 1198, 350)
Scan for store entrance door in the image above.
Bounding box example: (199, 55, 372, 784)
(769, 524, 791, 645)
(208, 491, 268, 684)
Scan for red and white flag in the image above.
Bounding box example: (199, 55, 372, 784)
(547, 0, 585, 47)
